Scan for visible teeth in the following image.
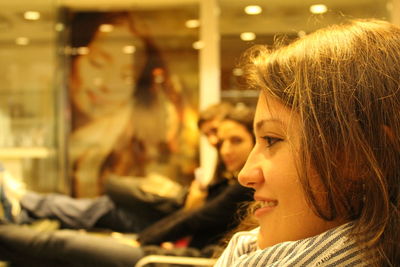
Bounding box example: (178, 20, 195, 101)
(262, 200, 278, 207)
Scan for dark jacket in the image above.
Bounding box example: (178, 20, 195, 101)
(137, 179, 253, 249)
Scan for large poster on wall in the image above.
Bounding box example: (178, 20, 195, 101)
(64, 9, 199, 197)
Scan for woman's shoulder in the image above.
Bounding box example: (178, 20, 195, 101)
(229, 227, 259, 248)
(214, 228, 259, 266)
(216, 223, 370, 267)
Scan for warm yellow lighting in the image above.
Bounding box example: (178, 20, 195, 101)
(192, 41, 204, 50)
(111, 232, 124, 239)
(310, 4, 328, 14)
(24, 11, 40, 21)
(15, 37, 29, 46)
(232, 68, 243, 76)
(185, 19, 200, 29)
(240, 32, 256, 41)
(244, 5, 262, 15)
(99, 24, 114, 32)
(55, 23, 64, 32)
(386, 2, 393, 11)
(297, 30, 307, 38)
(123, 45, 136, 54)
(77, 47, 89, 55)
(93, 77, 104, 86)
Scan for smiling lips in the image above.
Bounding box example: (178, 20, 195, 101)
(254, 198, 278, 217)
(261, 200, 278, 207)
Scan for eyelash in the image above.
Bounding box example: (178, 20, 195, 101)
(261, 136, 282, 148)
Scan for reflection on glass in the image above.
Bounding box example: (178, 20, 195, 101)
(65, 9, 199, 197)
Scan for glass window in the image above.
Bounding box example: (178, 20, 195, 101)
(60, 4, 200, 197)
(0, 0, 66, 193)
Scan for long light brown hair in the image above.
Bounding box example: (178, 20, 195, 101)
(241, 19, 400, 266)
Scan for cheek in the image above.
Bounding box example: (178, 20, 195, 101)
(238, 144, 252, 160)
(279, 175, 308, 210)
(263, 151, 307, 203)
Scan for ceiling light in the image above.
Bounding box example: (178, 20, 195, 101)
(240, 32, 256, 41)
(99, 24, 114, 32)
(185, 19, 200, 29)
(24, 11, 40, 21)
(16, 37, 29, 46)
(192, 41, 204, 50)
(123, 45, 136, 54)
(77, 47, 89, 55)
(310, 4, 328, 14)
(55, 23, 64, 32)
(244, 5, 262, 15)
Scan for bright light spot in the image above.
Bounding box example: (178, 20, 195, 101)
(185, 19, 200, 28)
(111, 232, 124, 239)
(232, 68, 244, 76)
(77, 47, 89, 55)
(15, 37, 29, 46)
(192, 41, 205, 50)
(244, 5, 262, 15)
(123, 45, 136, 54)
(298, 30, 307, 38)
(24, 11, 40, 21)
(310, 4, 328, 14)
(55, 23, 64, 32)
(99, 24, 114, 32)
(240, 32, 256, 41)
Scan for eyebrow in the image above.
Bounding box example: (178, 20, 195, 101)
(255, 118, 285, 132)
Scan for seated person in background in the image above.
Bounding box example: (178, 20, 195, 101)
(137, 103, 255, 250)
(105, 101, 234, 214)
(0, 102, 234, 233)
(0, 102, 254, 266)
(215, 19, 399, 266)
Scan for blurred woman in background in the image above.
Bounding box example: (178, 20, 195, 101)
(67, 11, 193, 197)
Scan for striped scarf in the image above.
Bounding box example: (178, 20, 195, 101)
(215, 222, 371, 266)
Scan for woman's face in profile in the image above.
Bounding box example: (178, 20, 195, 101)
(71, 22, 147, 119)
(218, 119, 254, 172)
(238, 93, 343, 249)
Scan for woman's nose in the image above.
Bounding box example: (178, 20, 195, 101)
(238, 150, 263, 188)
(220, 141, 231, 157)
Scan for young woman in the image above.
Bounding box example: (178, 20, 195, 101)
(215, 19, 400, 266)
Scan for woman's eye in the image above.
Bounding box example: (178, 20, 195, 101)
(230, 137, 243, 145)
(262, 136, 282, 148)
